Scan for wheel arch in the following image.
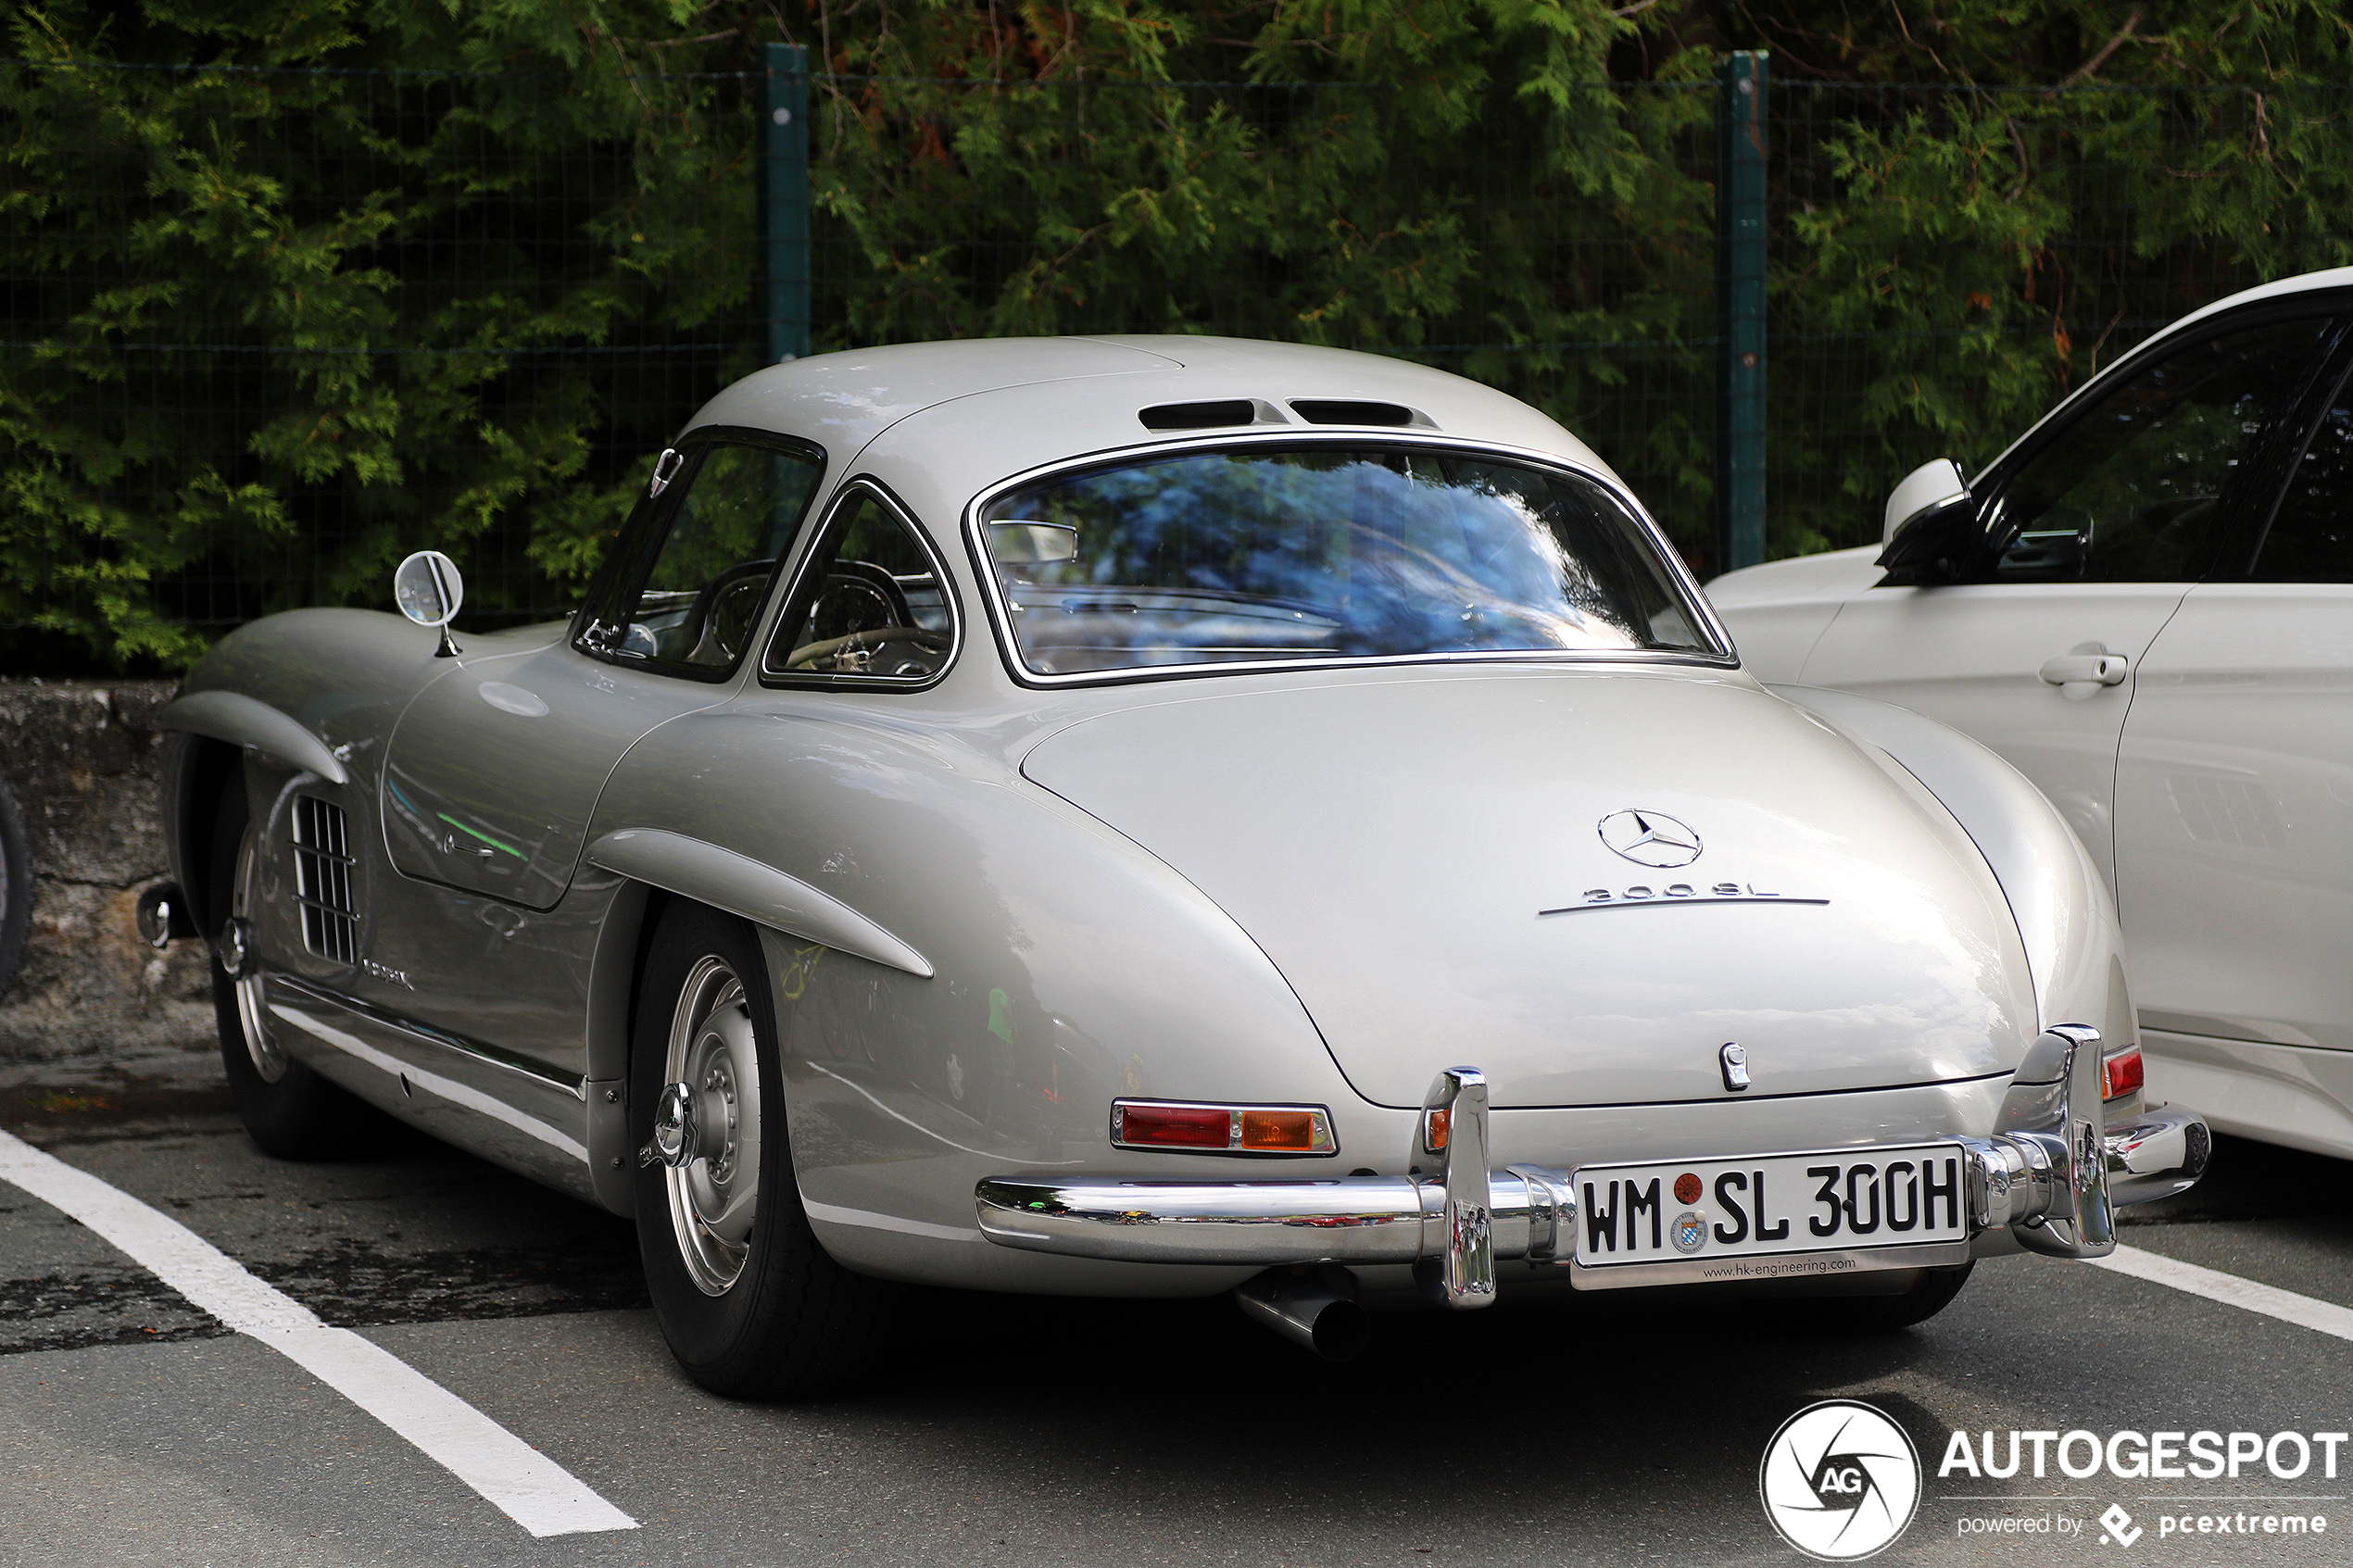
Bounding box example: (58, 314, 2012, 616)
(165, 734, 246, 940)
(585, 876, 666, 1214)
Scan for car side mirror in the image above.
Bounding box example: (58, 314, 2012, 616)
(1875, 460, 1980, 585)
(1881, 458, 1968, 546)
(989, 521, 1079, 565)
(394, 549, 466, 658)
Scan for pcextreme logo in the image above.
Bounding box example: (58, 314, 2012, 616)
(1759, 1399, 1922, 1561)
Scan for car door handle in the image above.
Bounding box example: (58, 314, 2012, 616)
(2039, 652, 2130, 698)
(441, 834, 496, 860)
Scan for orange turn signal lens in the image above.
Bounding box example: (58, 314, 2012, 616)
(2102, 1047, 2145, 1101)
(1110, 1099, 1336, 1155)
(1239, 1110, 1320, 1151)
(1424, 1107, 1450, 1153)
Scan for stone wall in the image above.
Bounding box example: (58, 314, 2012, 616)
(0, 679, 214, 1062)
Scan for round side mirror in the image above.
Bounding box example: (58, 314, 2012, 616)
(394, 550, 465, 628)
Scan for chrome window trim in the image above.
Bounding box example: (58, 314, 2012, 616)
(573, 425, 830, 684)
(956, 430, 1737, 690)
(758, 475, 964, 693)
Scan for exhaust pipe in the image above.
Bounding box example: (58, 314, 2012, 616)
(1234, 1267, 1370, 1362)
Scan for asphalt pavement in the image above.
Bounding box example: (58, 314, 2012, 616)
(4, 1045, 2351, 1568)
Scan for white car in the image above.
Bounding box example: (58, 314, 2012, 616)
(153, 336, 2206, 1395)
(1709, 267, 2353, 1162)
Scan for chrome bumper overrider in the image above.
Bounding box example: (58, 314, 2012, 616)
(975, 1028, 2212, 1308)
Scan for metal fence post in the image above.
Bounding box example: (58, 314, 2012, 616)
(760, 43, 811, 364)
(1715, 51, 1768, 574)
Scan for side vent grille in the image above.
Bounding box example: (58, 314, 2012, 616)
(292, 797, 359, 965)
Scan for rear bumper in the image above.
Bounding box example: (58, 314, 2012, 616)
(975, 1035, 2211, 1305)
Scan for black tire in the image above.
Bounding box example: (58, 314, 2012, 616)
(632, 900, 891, 1398)
(209, 771, 374, 1159)
(0, 770, 31, 999)
(1818, 1261, 1974, 1334)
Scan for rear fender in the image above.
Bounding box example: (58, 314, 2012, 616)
(1768, 684, 2132, 1049)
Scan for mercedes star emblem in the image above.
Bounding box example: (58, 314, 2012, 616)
(1597, 809, 1704, 869)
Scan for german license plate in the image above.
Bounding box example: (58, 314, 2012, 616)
(1570, 1144, 1969, 1273)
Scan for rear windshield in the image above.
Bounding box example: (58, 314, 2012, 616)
(977, 445, 1717, 678)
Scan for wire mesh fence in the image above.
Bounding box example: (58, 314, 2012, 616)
(4, 56, 2347, 666)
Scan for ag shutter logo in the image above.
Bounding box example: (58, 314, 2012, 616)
(1759, 1400, 1922, 1561)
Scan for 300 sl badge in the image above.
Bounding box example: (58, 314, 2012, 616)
(1538, 883, 1830, 915)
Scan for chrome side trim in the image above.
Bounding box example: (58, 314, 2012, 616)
(157, 690, 349, 786)
(262, 974, 595, 1204)
(585, 828, 932, 979)
(271, 973, 587, 1099)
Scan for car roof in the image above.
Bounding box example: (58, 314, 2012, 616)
(2159, 265, 2353, 341)
(683, 334, 1615, 485)
(1972, 267, 2353, 485)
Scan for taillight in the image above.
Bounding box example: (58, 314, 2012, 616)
(1423, 1107, 1451, 1153)
(2102, 1047, 2145, 1101)
(1112, 1103, 1229, 1148)
(1110, 1099, 1337, 1155)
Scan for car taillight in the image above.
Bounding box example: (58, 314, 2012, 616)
(1112, 1103, 1229, 1148)
(1423, 1107, 1450, 1153)
(2102, 1047, 2145, 1101)
(1110, 1099, 1336, 1155)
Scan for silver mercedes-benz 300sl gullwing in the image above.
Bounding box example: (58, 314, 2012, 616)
(145, 336, 2208, 1396)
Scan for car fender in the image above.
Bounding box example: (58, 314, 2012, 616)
(1768, 684, 2133, 1050)
(158, 689, 351, 786)
(585, 702, 1359, 1294)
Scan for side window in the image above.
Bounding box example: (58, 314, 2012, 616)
(2252, 366, 2353, 580)
(1981, 318, 2330, 583)
(579, 438, 824, 676)
(764, 486, 956, 684)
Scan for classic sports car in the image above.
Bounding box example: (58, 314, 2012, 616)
(145, 336, 2208, 1396)
(1708, 267, 2353, 1164)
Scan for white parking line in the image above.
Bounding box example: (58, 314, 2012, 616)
(2087, 1244, 2353, 1345)
(0, 1128, 637, 1538)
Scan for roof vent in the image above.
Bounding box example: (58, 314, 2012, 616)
(1289, 399, 1424, 427)
(1139, 399, 1262, 432)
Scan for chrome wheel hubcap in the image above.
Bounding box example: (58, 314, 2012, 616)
(661, 956, 761, 1296)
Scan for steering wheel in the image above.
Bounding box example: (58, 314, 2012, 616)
(784, 624, 952, 676)
(783, 562, 948, 675)
(681, 559, 776, 665)
(807, 561, 912, 634)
